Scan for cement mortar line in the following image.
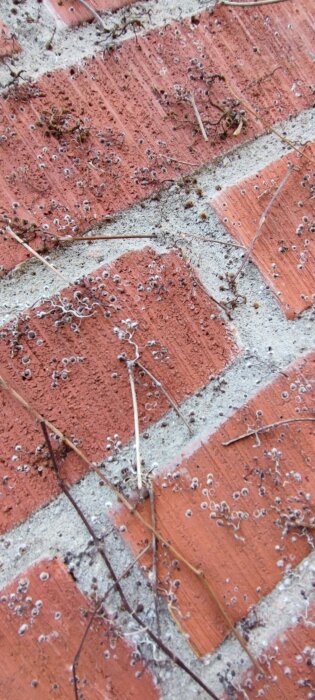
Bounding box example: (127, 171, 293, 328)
(0, 0, 216, 87)
(0, 105, 314, 327)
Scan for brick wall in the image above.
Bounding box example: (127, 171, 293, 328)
(0, 1, 314, 699)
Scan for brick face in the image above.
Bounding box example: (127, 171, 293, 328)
(0, 0, 314, 274)
(48, 0, 138, 27)
(211, 143, 315, 319)
(1, 0, 315, 694)
(0, 558, 159, 699)
(0, 21, 20, 58)
(223, 605, 315, 699)
(0, 247, 236, 534)
(116, 353, 315, 656)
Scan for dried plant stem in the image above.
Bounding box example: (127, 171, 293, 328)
(176, 234, 244, 249)
(6, 226, 70, 285)
(218, 0, 290, 6)
(62, 234, 154, 243)
(126, 495, 263, 672)
(127, 363, 142, 490)
(40, 420, 220, 700)
(223, 417, 315, 446)
(222, 77, 315, 166)
(72, 544, 150, 700)
(77, 0, 108, 30)
(233, 166, 292, 280)
(159, 155, 198, 167)
(0, 376, 262, 675)
(73, 607, 99, 700)
(149, 487, 161, 637)
(189, 92, 208, 142)
(136, 361, 193, 434)
(202, 238, 244, 248)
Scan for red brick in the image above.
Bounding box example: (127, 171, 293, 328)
(0, 247, 237, 534)
(223, 605, 315, 699)
(116, 352, 315, 656)
(0, 558, 159, 699)
(0, 0, 314, 274)
(48, 0, 137, 27)
(211, 143, 315, 319)
(0, 20, 20, 58)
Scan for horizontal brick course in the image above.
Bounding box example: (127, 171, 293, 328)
(48, 0, 137, 27)
(211, 143, 315, 319)
(0, 558, 158, 699)
(0, 0, 314, 274)
(117, 352, 315, 655)
(0, 247, 236, 534)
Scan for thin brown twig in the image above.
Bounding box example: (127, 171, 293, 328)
(233, 166, 292, 280)
(136, 365, 224, 495)
(61, 234, 154, 242)
(73, 606, 100, 700)
(189, 92, 208, 142)
(0, 376, 263, 675)
(218, 0, 290, 6)
(175, 234, 245, 249)
(204, 238, 244, 248)
(149, 487, 161, 637)
(223, 417, 315, 446)
(158, 154, 198, 167)
(6, 226, 70, 285)
(39, 420, 220, 700)
(136, 361, 193, 434)
(77, 0, 108, 30)
(221, 77, 315, 167)
(72, 544, 151, 700)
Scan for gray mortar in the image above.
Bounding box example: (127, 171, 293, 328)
(0, 0, 215, 87)
(0, 4, 314, 697)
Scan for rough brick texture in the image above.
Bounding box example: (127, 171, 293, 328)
(48, 0, 138, 26)
(223, 605, 315, 699)
(1, 0, 314, 274)
(211, 143, 315, 319)
(0, 558, 158, 699)
(0, 20, 20, 58)
(117, 352, 315, 656)
(0, 247, 236, 534)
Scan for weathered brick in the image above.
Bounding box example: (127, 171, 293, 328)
(0, 20, 20, 58)
(222, 604, 315, 699)
(211, 143, 315, 319)
(0, 247, 237, 534)
(0, 558, 159, 699)
(0, 0, 314, 274)
(48, 0, 138, 27)
(116, 352, 315, 655)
